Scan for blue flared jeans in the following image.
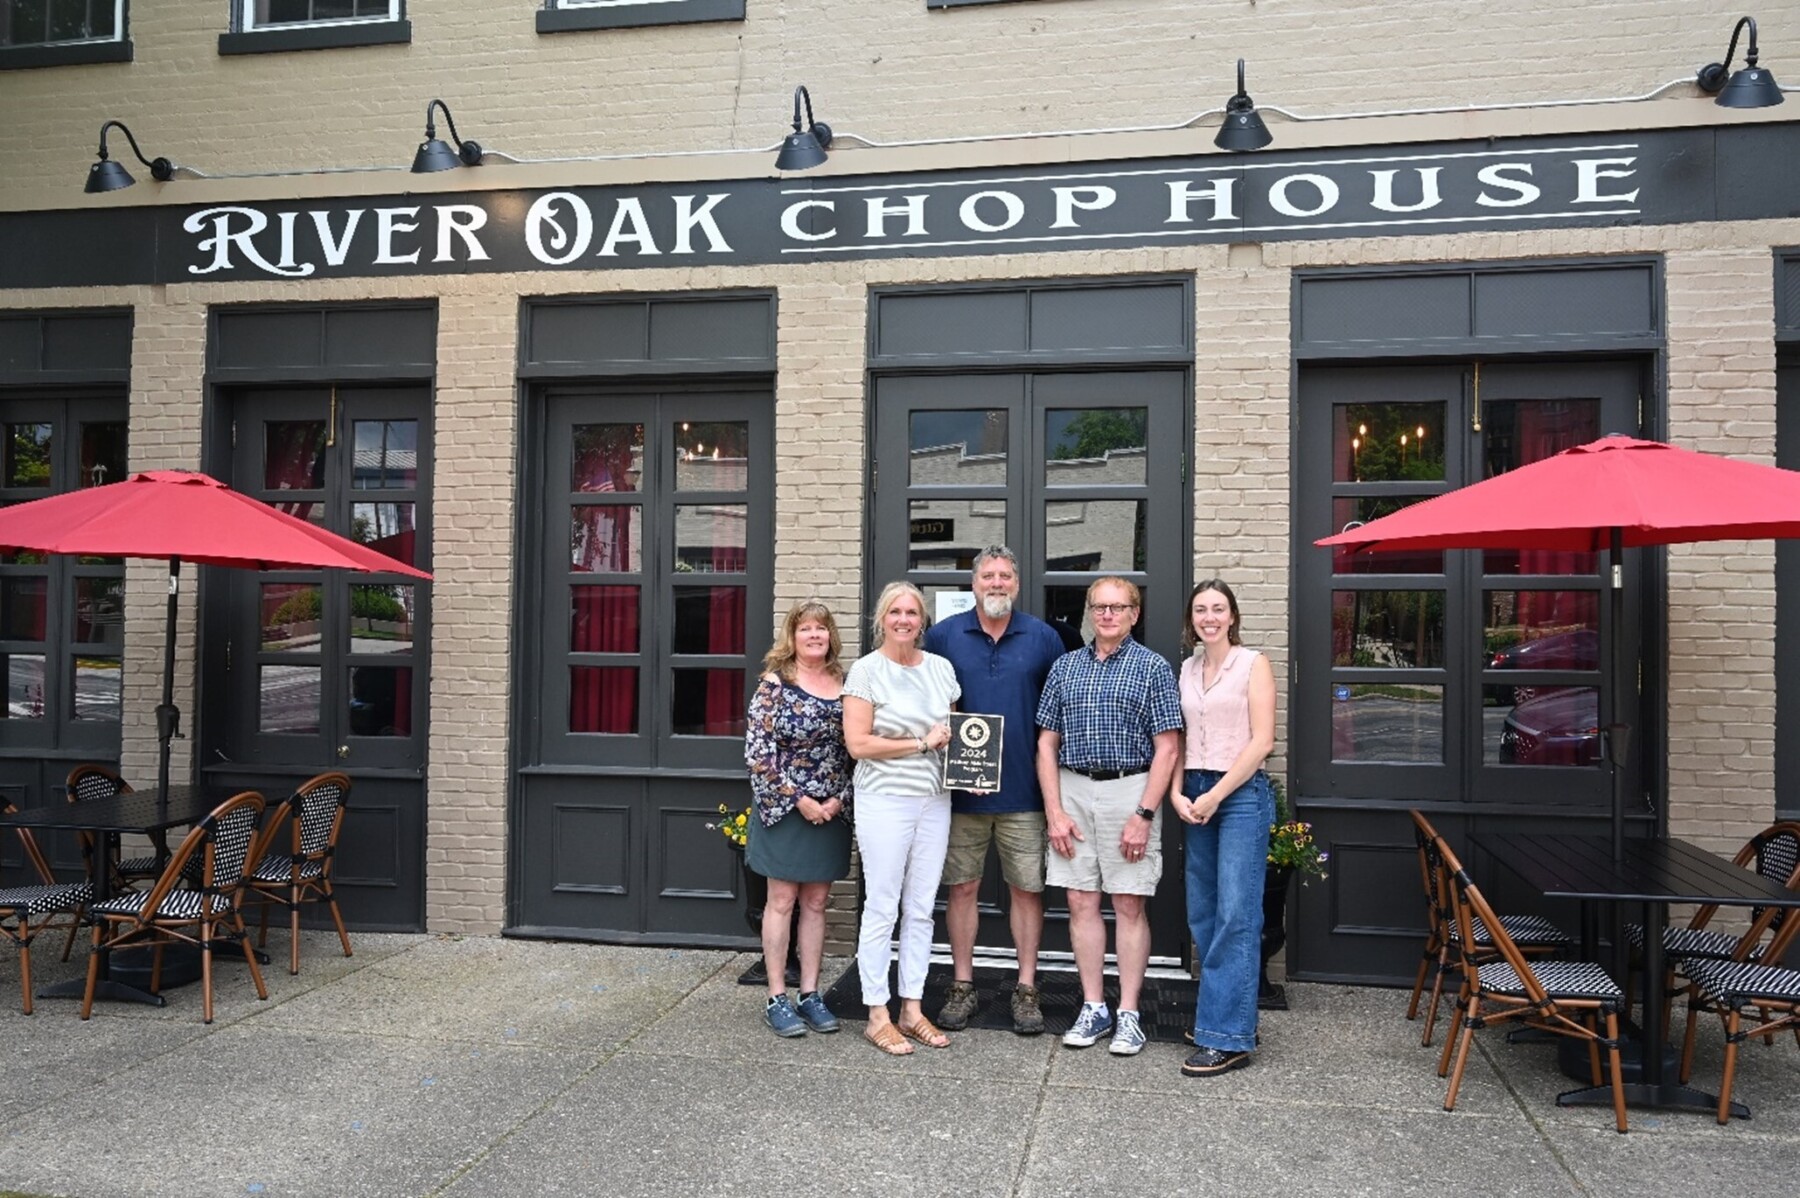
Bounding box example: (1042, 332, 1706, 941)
(1183, 768, 1275, 1053)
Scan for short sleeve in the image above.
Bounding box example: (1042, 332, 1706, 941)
(843, 655, 879, 705)
(1035, 659, 1066, 732)
(1147, 655, 1184, 735)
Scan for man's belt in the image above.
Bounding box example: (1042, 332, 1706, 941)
(1064, 765, 1149, 781)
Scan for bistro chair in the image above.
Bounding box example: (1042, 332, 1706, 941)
(1435, 835, 1629, 1134)
(65, 764, 169, 892)
(1406, 809, 1570, 1046)
(1677, 951, 1800, 1123)
(80, 790, 269, 1025)
(241, 772, 354, 976)
(1, 803, 94, 1015)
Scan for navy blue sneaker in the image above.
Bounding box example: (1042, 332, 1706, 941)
(765, 994, 807, 1038)
(1061, 1003, 1114, 1048)
(796, 991, 840, 1033)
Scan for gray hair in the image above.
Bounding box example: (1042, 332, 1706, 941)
(972, 545, 1020, 575)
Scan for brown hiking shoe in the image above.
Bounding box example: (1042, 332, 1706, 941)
(937, 980, 979, 1030)
(1011, 983, 1046, 1035)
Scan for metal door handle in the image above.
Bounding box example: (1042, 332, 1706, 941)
(337, 744, 350, 759)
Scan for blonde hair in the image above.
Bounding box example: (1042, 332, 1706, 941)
(869, 580, 929, 648)
(762, 600, 845, 681)
(1086, 575, 1142, 609)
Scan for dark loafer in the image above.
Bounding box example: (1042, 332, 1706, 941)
(1181, 1046, 1251, 1077)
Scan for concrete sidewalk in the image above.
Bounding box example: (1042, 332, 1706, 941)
(2, 933, 1796, 1197)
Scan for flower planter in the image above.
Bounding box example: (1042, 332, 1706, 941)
(1258, 864, 1294, 1010)
(731, 844, 799, 987)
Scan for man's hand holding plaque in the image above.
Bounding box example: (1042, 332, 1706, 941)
(943, 712, 1004, 793)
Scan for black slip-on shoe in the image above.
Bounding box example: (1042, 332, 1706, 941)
(1181, 1046, 1252, 1077)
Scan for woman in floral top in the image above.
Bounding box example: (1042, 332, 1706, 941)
(744, 600, 854, 1038)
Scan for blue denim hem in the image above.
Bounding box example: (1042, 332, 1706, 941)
(1191, 1028, 1258, 1054)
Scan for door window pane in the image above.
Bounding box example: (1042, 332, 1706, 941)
(1330, 497, 1445, 575)
(908, 499, 1004, 570)
(3, 654, 45, 718)
(571, 585, 638, 653)
(350, 502, 417, 567)
(72, 578, 123, 645)
(260, 664, 321, 733)
(350, 584, 413, 654)
(79, 421, 128, 489)
(572, 506, 641, 573)
(5, 423, 52, 488)
(349, 666, 412, 736)
(1332, 590, 1445, 668)
(264, 421, 327, 491)
(674, 504, 747, 572)
(571, 667, 637, 733)
(1487, 684, 1601, 766)
(1045, 408, 1148, 485)
(1480, 397, 1602, 574)
(672, 668, 746, 736)
(1334, 403, 1446, 482)
(71, 655, 120, 721)
(1484, 591, 1599, 671)
(673, 422, 749, 491)
(673, 586, 746, 655)
(351, 420, 419, 489)
(572, 423, 643, 493)
(1046, 500, 1146, 573)
(910, 410, 1009, 485)
(262, 583, 322, 652)
(1331, 683, 1443, 763)
(1, 577, 46, 640)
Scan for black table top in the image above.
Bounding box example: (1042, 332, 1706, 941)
(1475, 833, 1800, 908)
(0, 785, 224, 835)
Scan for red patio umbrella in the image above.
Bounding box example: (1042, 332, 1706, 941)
(0, 470, 432, 800)
(1316, 435, 1800, 852)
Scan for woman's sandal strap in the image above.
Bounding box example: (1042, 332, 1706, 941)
(864, 1023, 913, 1055)
(898, 1017, 950, 1048)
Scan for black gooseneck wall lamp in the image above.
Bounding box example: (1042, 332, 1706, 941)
(1215, 59, 1273, 151)
(1697, 16, 1784, 107)
(84, 120, 175, 193)
(411, 99, 485, 173)
(774, 86, 833, 171)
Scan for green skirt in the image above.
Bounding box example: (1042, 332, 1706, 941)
(746, 807, 852, 884)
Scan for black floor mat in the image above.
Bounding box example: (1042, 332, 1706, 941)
(821, 961, 1198, 1044)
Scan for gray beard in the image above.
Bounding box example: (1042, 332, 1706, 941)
(980, 594, 1014, 620)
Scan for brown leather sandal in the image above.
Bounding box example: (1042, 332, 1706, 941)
(864, 1021, 914, 1055)
(898, 1015, 951, 1048)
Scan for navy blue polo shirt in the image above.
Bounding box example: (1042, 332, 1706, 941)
(924, 606, 1067, 815)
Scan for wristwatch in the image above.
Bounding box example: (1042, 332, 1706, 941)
(1134, 805, 1156, 821)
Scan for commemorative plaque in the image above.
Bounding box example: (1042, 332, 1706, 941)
(943, 712, 1003, 793)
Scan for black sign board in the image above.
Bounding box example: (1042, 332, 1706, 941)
(909, 518, 955, 543)
(943, 712, 1003, 793)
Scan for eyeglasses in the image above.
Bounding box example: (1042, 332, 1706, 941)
(1088, 603, 1137, 615)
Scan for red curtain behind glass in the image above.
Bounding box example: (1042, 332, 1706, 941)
(571, 430, 639, 735)
(1513, 402, 1600, 635)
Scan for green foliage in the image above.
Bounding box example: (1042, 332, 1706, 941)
(1049, 409, 1148, 461)
(1268, 776, 1329, 879)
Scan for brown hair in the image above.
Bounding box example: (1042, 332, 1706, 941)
(1085, 576, 1142, 609)
(1181, 578, 1243, 654)
(762, 600, 845, 681)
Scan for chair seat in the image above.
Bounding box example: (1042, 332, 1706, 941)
(91, 888, 229, 921)
(0, 881, 93, 918)
(249, 854, 325, 883)
(1450, 913, 1570, 948)
(117, 855, 164, 877)
(1624, 923, 1759, 963)
(1685, 959, 1800, 1003)
(1478, 959, 1622, 1001)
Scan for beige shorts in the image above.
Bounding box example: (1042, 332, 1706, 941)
(1045, 770, 1162, 896)
(941, 811, 1047, 892)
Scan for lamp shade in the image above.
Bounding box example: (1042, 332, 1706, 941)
(411, 137, 464, 173)
(1215, 108, 1273, 152)
(775, 128, 830, 171)
(1716, 63, 1784, 107)
(84, 158, 136, 193)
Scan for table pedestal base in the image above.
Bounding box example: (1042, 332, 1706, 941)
(36, 976, 167, 1007)
(1558, 1081, 1749, 1120)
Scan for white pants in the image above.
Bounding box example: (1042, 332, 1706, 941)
(854, 790, 952, 1006)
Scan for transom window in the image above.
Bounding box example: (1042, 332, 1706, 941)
(0, 0, 121, 47)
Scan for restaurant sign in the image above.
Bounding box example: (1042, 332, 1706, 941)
(2, 123, 1794, 290)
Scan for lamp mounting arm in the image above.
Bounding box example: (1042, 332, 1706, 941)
(791, 85, 832, 149)
(1224, 59, 1255, 114)
(1698, 15, 1761, 92)
(97, 120, 174, 182)
(424, 98, 484, 167)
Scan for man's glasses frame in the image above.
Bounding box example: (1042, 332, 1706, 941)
(1088, 602, 1137, 615)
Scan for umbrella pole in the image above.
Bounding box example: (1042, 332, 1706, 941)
(1605, 528, 1631, 861)
(155, 556, 182, 806)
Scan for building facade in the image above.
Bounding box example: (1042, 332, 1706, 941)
(3, 0, 1797, 981)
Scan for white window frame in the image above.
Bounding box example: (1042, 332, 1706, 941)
(1, 0, 124, 48)
(239, 0, 400, 33)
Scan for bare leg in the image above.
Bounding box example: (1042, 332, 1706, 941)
(1066, 888, 1108, 1005)
(1111, 892, 1149, 1012)
(794, 881, 831, 994)
(1009, 885, 1044, 988)
(945, 878, 981, 981)
(761, 878, 799, 1000)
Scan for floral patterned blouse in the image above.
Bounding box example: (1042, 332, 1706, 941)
(744, 674, 854, 827)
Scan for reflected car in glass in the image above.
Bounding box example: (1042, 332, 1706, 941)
(1498, 687, 1600, 766)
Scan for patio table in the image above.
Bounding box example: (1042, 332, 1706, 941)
(1474, 831, 1800, 1119)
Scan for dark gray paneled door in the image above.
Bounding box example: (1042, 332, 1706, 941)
(870, 370, 1191, 962)
(202, 385, 431, 930)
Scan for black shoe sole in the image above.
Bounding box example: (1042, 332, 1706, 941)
(1012, 1024, 1045, 1036)
(1181, 1052, 1251, 1077)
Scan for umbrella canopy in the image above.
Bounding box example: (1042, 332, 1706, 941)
(0, 470, 432, 799)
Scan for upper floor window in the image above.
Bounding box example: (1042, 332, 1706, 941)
(241, 0, 396, 31)
(0, 0, 129, 68)
(221, 0, 407, 54)
(537, 0, 745, 35)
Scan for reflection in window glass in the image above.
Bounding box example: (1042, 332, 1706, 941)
(1482, 398, 1601, 479)
(3, 654, 45, 719)
(5, 424, 52, 488)
(1329, 497, 1444, 575)
(673, 422, 749, 491)
(1045, 409, 1147, 484)
(351, 420, 418, 489)
(907, 498, 1004, 572)
(264, 421, 327, 491)
(72, 656, 120, 721)
(259, 664, 321, 733)
(72, 578, 123, 645)
(1, 0, 119, 46)
(350, 502, 417, 567)
(79, 421, 128, 489)
(1331, 590, 1444, 668)
(261, 583, 322, 652)
(572, 424, 643, 493)
(252, 1, 393, 27)
(1486, 684, 1600, 766)
(673, 504, 747, 572)
(1, 578, 47, 640)
(349, 665, 412, 736)
(571, 666, 637, 734)
(673, 586, 746, 655)
(1333, 402, 1446, 483)
(1046, 500, 1146, 573)
(571, 585, 638, 654)
(1483, 592, 1599, 670)
(350, 585, 413, 653)
(572, 506, 641, 573)
(909, 410, 1008, 486)
(1330, 683, 1443, 763)
(672, 668, 746, 736)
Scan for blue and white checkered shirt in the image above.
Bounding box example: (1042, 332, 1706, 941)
(1035, 636, 1182, 771)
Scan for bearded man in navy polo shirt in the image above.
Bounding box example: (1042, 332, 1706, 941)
(922, 546, 1067, 1035)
